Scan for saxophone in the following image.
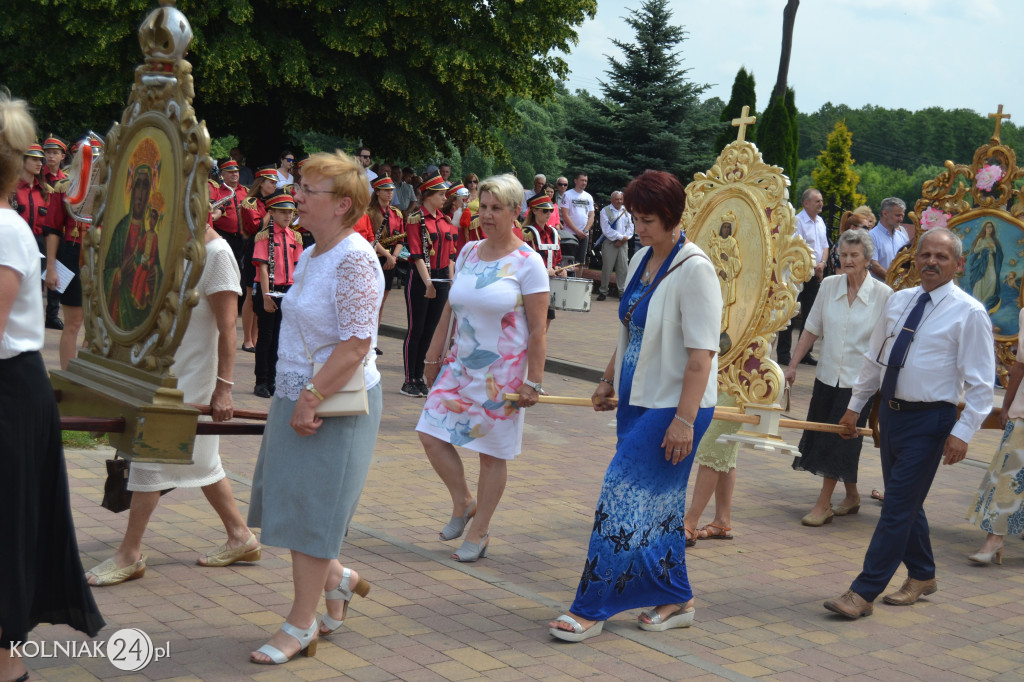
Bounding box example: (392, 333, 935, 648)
(421, 213, 433, 258)
(379, 231, 407, 248)
(267, 214, 276, 290)
(373, 210, 388, 246)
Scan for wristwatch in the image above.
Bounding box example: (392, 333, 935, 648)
(522, 378, 542, 393)
(304, 382, 324, 401)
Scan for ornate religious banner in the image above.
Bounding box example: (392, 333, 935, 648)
(682, 106, 814, 408)
(888, 104, 1023, 385)
(51, 0, 212, 462)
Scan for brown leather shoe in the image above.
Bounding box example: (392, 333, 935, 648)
(823, 589, 873, 619)
(882, 577, 937, 605)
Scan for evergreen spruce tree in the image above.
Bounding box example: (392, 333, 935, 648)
(812, 120, 866, 209)
(600, 0, 716, 184)
(715, 68, 757, 152)
(784, 87, 800, 183)
(757, 94, 795, 179)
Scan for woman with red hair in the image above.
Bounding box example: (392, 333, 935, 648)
(550, 170, 722, 641)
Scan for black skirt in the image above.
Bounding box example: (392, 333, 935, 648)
(0, 351, 104, 648)
(791, 378, 872, 483)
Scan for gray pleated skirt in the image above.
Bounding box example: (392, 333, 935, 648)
(248, 384, 382, 559)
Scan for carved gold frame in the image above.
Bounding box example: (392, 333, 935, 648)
(80, 4, 211, 373)
(682, 139, 813, 406)
(887, 112, 1024, 384)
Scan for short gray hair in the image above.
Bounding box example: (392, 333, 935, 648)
(838, 228, 874, 261)
(478, 173, 524, 212)
(880, 197, 906, 214)
(801, 187, 821, 203)
(918, 226, 963, 260)
(533, 173, 546, 183)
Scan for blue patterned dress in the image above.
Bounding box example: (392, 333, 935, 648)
(569, 238, 714, 621)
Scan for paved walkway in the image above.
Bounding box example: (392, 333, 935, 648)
(28, 290, 1022, 681)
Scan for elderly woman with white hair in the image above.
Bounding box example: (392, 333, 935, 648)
(784, 228, 893, 526)
(417, 174, 550, 563)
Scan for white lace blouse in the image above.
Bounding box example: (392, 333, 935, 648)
(275, 232, 384, 400)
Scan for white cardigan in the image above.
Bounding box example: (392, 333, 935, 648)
(614, 241, 722, 409)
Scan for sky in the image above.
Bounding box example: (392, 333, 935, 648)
(561, 0, 1021, 132)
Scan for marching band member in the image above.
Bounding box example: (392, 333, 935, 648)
(239, 165, 279, 353)
(402, 171, 456, 397)
(210, 159, 249, 267)
(42, 135, 88, 368)
(522, 193, 561, 331)
(14, 143, 62, 329)
(367, 175, 404, 352)
(251, 192, 303, 398)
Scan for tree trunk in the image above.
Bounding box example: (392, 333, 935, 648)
(771, 0, 799, 104)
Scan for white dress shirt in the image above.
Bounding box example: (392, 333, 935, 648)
(804, 274, 893, 388)
(600, 205, 634, 241)
(795, 210, 828, 264)
(869, 223, 910, 273)
(848, 280, 995, 443)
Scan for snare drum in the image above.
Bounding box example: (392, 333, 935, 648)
(550, 276, 592, 312)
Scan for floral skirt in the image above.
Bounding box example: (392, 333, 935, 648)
(968, 418, 1024, 536)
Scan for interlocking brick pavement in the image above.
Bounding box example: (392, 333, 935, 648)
(26, 290, 1020, 680)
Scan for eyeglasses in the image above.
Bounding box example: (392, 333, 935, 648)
(538, 208, 553, 214)
(284, 157, 294, 162)
(556, 182, 568, 187)
(296, 183, 336, 196)
(468, 180, 478, 185)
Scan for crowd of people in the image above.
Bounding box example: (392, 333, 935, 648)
(4, 93, 1023, 673)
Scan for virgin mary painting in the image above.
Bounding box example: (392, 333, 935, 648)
(966, 220, 1003, 312)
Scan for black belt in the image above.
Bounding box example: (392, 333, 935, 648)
(886, 399, 953, 412)
(430, 268, 450, 278)
(258, 283, 291, 294)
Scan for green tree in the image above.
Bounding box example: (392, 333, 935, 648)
(715, 68, 756, 151)
(758, 94, 795, 178)
(559, 90, 629, 201)
(784, 87, 800, 183)
(0, 0, 597, 164)
(812, 120, 865, 209)
(600, 0, 715, 184)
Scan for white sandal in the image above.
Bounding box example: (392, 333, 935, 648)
(320, 567, 371, 635)
(549, 614, 604, 642)
(637, 604, 695, 631)
(251, 620, 318, 664)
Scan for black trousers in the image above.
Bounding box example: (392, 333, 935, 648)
(403, 275, 449, 383)
(776, 276, 820, 363)
(35, 234, 61, 321)
(253, 283, 289, 387)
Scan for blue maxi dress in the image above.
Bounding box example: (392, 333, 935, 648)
(569, 238, 714, 621)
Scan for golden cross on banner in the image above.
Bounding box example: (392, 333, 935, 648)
(989, 104, 1011, 141)
(732, 105, 756, 143)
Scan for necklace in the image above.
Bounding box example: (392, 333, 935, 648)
(641, 232, 680, 285)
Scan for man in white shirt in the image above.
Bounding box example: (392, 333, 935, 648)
(597, 191, 634, 300)
(777, 188, 828, 365)
(392, 167, 416, 211)
(869, 197, 909, 280)
(825, 228, 994, 619)
(559, 172, 595, 266)
(355, 146, 376, 191)
(521, 173, 546, 216)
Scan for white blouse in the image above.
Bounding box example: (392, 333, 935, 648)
(803, 274, 892, 388)
(275, 233, 384, 400)
(0, 209, 44, 358)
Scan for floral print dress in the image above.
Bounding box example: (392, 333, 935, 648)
(416, 242, 549, 459)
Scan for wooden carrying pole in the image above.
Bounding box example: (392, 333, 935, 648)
(502, 393, 873, 438)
